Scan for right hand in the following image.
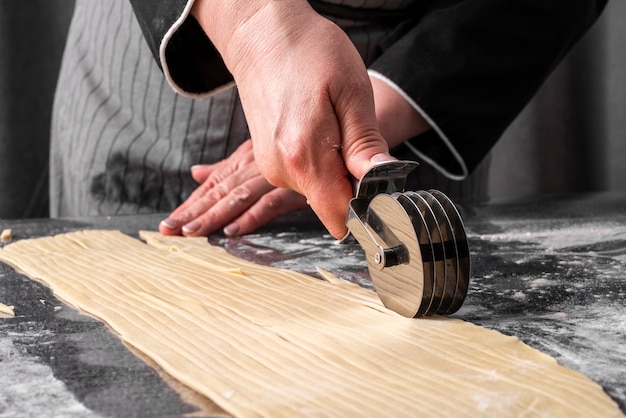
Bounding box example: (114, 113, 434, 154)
(192, 0, 395, 238)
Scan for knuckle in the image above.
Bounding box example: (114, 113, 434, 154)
(229, 185, 252, 206)
(259, 192, 284, 211)
(206, 184, 229, 202)
(240, 209, 264, 230)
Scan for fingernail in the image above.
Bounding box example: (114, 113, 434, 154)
(190, 165, 202, 172)
(370, 153, 396, 164)
(160, 218, 180, 229)
(223, 223, 240, 236)
(182, 220, 201, 234)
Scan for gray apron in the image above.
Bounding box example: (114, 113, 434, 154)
(50, 0, 481, 217)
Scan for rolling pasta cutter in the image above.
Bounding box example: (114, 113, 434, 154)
(344, 160, 470, 318)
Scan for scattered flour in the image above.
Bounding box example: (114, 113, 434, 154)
(475, 222, 626, 258)
(0, 337, 100, 417)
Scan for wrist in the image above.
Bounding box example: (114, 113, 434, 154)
(191, 0, 262, 60)
(191, 0, 316, 77)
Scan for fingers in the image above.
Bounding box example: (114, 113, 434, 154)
(159, 137, 308, 238)
(160, 181, 307, 237)
(159, 175, 274, 237)
(303, 139, 355, 239)
(190, 164, 214, 183)
(159, 139, 259, 236)
(303, 68, 394, 237)
(332, 74, 397, 179)
(223, 189, 308, 236)
(305, 179, 353, 239)
(342, 139, 396, 180)
(302, 143, 395, 239)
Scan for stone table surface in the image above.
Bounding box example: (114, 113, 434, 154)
(0, 193, 624, 417)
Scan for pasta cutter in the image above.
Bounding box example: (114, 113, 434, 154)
(344, 160, 470, 317)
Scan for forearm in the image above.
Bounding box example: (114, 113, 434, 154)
(370, 75, 430, 149)
(190, 0, 262, 64)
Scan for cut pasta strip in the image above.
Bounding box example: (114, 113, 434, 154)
(0, 230, 621, 417)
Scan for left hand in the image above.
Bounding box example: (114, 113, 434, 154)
(159, 139, 308, 237)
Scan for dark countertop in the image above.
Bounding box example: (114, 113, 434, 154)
(0, 193, 625, 417)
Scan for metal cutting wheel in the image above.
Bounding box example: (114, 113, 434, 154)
(345, 161, 471, 317)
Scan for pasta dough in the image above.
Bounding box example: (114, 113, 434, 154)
(0, 302, 14, 318)
(0, 228, 11, 243)
(0, 230, 622, 417)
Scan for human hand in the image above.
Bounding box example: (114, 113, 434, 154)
(159, 140, 308, 237)
(192, 0, 395, 239)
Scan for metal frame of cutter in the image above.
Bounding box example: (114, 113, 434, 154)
(345, 161, 471, 317)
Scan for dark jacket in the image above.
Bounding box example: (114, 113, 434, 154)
(128, 0, 608, 178)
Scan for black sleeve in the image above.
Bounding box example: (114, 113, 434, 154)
(370, 0, 608, 177)
(128, 0, 606, 175)
(128, 0, 233, 96)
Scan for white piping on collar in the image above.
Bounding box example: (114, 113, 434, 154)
(368, 69, 468, 181)
(159, 0, 235, 99)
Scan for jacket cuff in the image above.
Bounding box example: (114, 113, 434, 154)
(130, 0, 234, 98)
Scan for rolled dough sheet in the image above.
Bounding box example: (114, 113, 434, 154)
(0, 302, 15, 318)
(0, 230, 622, 417)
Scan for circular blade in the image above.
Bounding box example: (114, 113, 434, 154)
(429, 190, 471, 314)
(416, 190, 457, 315)
(402, 192, 445, 316)
(366, 193, 428, 317)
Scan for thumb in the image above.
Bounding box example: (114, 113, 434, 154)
(342, 135, 397, 180)
(190, 164, 213, 183)
(335, 83, 397, 178)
